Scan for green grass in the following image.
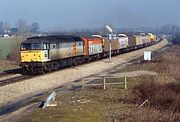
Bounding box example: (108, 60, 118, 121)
(0, 36, 25, 71)
(0, 38, 14, 59)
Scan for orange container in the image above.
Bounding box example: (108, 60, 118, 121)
(82, 37, 103, 56)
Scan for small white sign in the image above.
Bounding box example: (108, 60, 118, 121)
(108, 34, 117, 40)
(144, 51, 152, 61)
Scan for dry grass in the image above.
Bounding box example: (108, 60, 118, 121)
(117, 107, 180, 122)
(156, 46, 180, 81)
(13, 46, 180, 122)
(130, 82, 180, 112)
(16, 78, 180, 122)
(121, 46, 180, 82)
(0, 60, 18, 71)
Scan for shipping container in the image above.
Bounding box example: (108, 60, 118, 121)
(139, 33, 148, 44)
(153, 34, 157, 41)
(82, 37, 103, 56)
(127, 35, 136, 47)
(134, 34, 143, 45)
(103, 38, 120, 52)
(147, 33, 154, 41)
(117, 34, 128, 49)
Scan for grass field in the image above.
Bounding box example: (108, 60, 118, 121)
(15, 46, 180, 122)
(17, 76, 180, 122)
(0, 36, 26, 71)
(0, 38, 14, 59)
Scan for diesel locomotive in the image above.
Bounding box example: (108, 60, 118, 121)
(20, 33, 157, 74)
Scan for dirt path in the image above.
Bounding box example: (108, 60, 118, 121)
(0, 39, 168, 108)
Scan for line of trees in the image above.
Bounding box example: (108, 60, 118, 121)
(172, 34, 180, 45)
(156, 24, 180, 35)
(0, 19, 40, 35)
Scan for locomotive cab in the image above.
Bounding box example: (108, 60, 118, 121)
(21, 43, 50, 63)
(20, 41, 51, 74)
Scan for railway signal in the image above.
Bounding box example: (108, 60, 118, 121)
(105, 25, 117, 62)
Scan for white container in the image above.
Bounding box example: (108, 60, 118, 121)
(144, 51, 152, 61)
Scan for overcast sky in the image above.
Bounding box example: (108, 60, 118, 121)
(0, 0, 180, 31)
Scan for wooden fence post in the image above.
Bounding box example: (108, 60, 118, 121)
(81, 78, 85, 90)
(124, 76, 127, 90)
(103, 76, 106, 90)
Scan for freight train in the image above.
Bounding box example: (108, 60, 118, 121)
(20, 33, 157, 74)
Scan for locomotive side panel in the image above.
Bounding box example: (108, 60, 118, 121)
(49, 38, 85, 60)
(49, 43, 59, 60)
(75, 40, 84, 56)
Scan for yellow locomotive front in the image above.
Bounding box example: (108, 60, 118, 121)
(20, 42, 49, 74)
(21, 43, 48, 62)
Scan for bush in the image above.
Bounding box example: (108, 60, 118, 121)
(118, 107, 180, 122)
(7, 36, 26, 63)
(131, 82, 180, 112)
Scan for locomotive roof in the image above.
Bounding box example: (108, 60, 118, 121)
(23, 35, 80, 43)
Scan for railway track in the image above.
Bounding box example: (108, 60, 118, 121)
(0, 68, 22, 77)
(0, 68, 30, 86)
(0, 75, 32, 86)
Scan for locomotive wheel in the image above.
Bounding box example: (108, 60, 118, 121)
(78, 58, 83, 64)
(53, 62, 60, 70)
(37, 67, 44, 74)
(73, 59, 78, 66)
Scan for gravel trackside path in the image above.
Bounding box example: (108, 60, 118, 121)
(0, 40, 168, 107)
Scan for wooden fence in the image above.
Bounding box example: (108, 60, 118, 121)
(81, 76, 127, 90)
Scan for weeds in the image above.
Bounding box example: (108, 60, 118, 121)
(7, 36, 26, 63)
(15, 46, 180, 122)
(118, 107, 180, 122)
(131, 82, 180, 112)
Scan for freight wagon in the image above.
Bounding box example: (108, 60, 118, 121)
(82, 37, 104, 60)
(127, 35, 137, 47)
(117, 34, 128, 49)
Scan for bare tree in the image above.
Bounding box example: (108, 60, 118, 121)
(4, 21, 10, 33)
(16, 19, 28, 34)
(30, 22, 40, 34)
(159, 24, 180, 35)
(0, 21, 4, 34)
